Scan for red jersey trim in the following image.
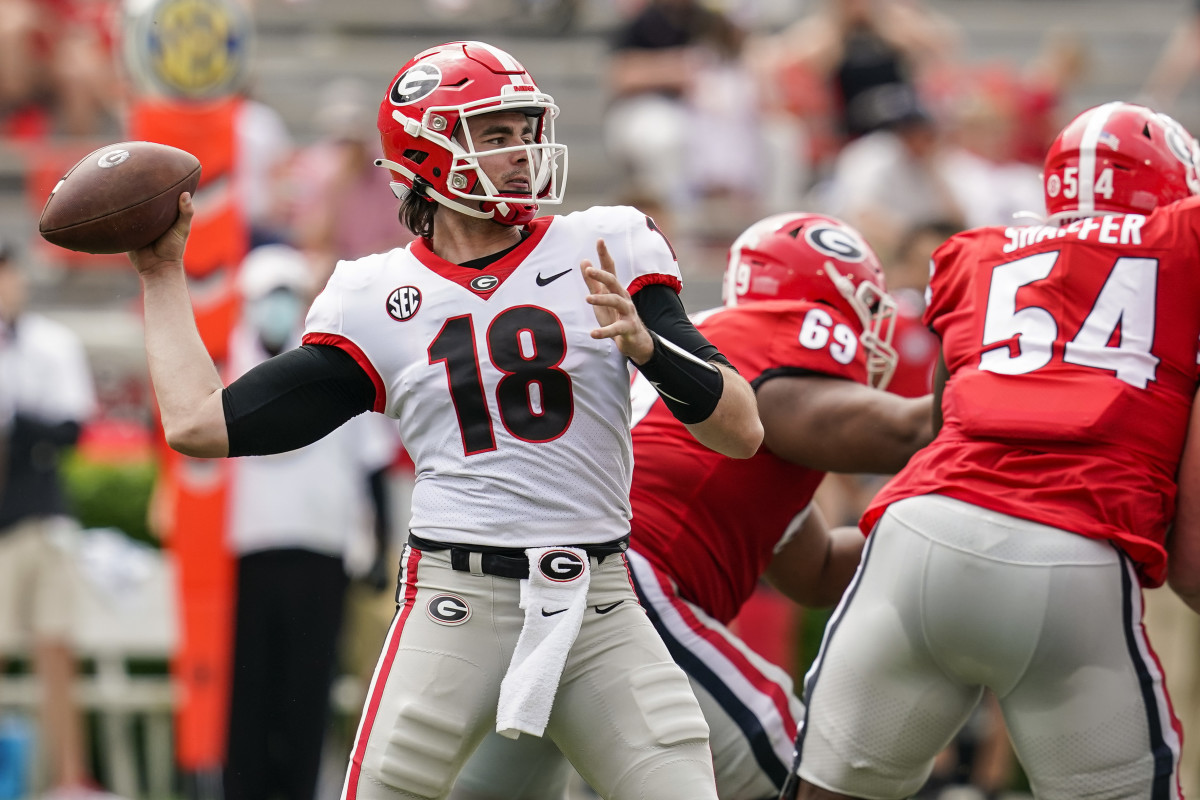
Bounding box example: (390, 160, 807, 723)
(301, 332, 387, 414)
(628, 272, 682, 297)
(409, 217, 554, 295)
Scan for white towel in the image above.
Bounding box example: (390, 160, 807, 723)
(496, 546, 592, 739)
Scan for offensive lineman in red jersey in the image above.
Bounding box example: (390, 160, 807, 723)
(451, 212, 934, 800)
(786, 102, 1200, 800)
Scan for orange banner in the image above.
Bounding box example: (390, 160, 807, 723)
(131, 96, 249, 772)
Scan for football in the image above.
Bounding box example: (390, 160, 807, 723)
(38, 141, 202, 255)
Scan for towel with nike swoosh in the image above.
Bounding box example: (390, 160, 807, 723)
(496, 546, 591, 739)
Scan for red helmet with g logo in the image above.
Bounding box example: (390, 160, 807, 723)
(723, 212, 898, 389)
(1043, 102, 1200, 223)
(375, 41, 568, 227)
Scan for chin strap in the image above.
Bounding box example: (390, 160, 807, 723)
(377, 158, 534, 224)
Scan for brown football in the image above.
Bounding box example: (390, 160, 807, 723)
(38, 141, 202, 255)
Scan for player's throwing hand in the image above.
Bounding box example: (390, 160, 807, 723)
(582, 238, 655, 364)
(127, 192, 194, 277)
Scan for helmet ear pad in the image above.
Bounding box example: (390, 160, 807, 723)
(376, 41, 568, 227)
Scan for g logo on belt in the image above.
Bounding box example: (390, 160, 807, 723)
(538, 550, 585, 582)
(426, 593, 471, 625)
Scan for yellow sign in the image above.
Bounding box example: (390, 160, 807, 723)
(123, 0, 253, 100)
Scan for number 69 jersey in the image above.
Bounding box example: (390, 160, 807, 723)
(302, 206, 681, 548)
(630, 299, 869, 625)
(864, 196, 1200, 585)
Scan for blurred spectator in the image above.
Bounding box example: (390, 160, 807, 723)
(818, 78, 1047, 264)
(235, 94, 296, 248)
(889, 218, 957, 294)
(940, 79, 1044, 226)
(917, 30, 1084, 217)
(0, 245, 113, 799)
(605, 0, 764, 227)
(818, 89, 964, 261)
(1008, 30, 1087, 166)
(761, 0, 959, 173)
(1141, 0, 1200, 115)
(0, 0, 121, 139)
(222, 244, 399, 800)
(285, 79, 411, 284)
(0, 304, 12, 503)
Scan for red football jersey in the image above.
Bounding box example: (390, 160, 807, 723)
(630, 300, 868, 623)
(864, 198, 1200, 585)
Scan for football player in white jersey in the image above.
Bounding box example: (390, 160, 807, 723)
(126, 40, 761, 800)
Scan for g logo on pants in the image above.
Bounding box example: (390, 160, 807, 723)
(426, 593, 471, 625)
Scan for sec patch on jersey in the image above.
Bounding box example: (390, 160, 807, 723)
(38, 141, 202, 255)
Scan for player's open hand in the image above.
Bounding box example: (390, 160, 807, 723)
(582, 239, 655, 364)
(127, 192, 194, 277)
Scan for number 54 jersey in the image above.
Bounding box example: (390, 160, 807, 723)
(302, 206, 682, 549)
(864, 197, 1200, 586)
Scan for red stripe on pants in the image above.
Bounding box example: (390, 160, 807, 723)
(345, 546, 423, 798)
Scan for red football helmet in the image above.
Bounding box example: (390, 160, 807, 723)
(375, 41, 568, 227)
(1043, 102, 1200, 223)
(723, 213, 898, 389)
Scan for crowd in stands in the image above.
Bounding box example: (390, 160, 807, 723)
(0, 0, 121, 140)
(0, 0, 1090, 281)
(603, 0, 1087, 263)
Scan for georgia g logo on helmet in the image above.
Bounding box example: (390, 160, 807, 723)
(1158, 113, 1200, 170)
(805, 225, 867, 262)
(389, 64, 442, 106)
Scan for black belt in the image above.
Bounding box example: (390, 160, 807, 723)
(407, 534, 629, 580)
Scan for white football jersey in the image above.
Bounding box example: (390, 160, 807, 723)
(303, 205, 682, 547)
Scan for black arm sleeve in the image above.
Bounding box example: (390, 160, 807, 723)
(222, 344, 378, 457)
(629, 284, 734, 425)
(631, 283, 733, 370)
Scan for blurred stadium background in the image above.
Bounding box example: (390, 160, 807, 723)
(1, 0, 1197, 798)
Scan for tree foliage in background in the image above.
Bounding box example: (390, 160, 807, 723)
(61, 451, 157, 546)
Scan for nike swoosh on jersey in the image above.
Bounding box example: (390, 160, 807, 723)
(535, 269, 572, 286)
(541, 607, 568, 617)
(594, 601, 624, 615)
